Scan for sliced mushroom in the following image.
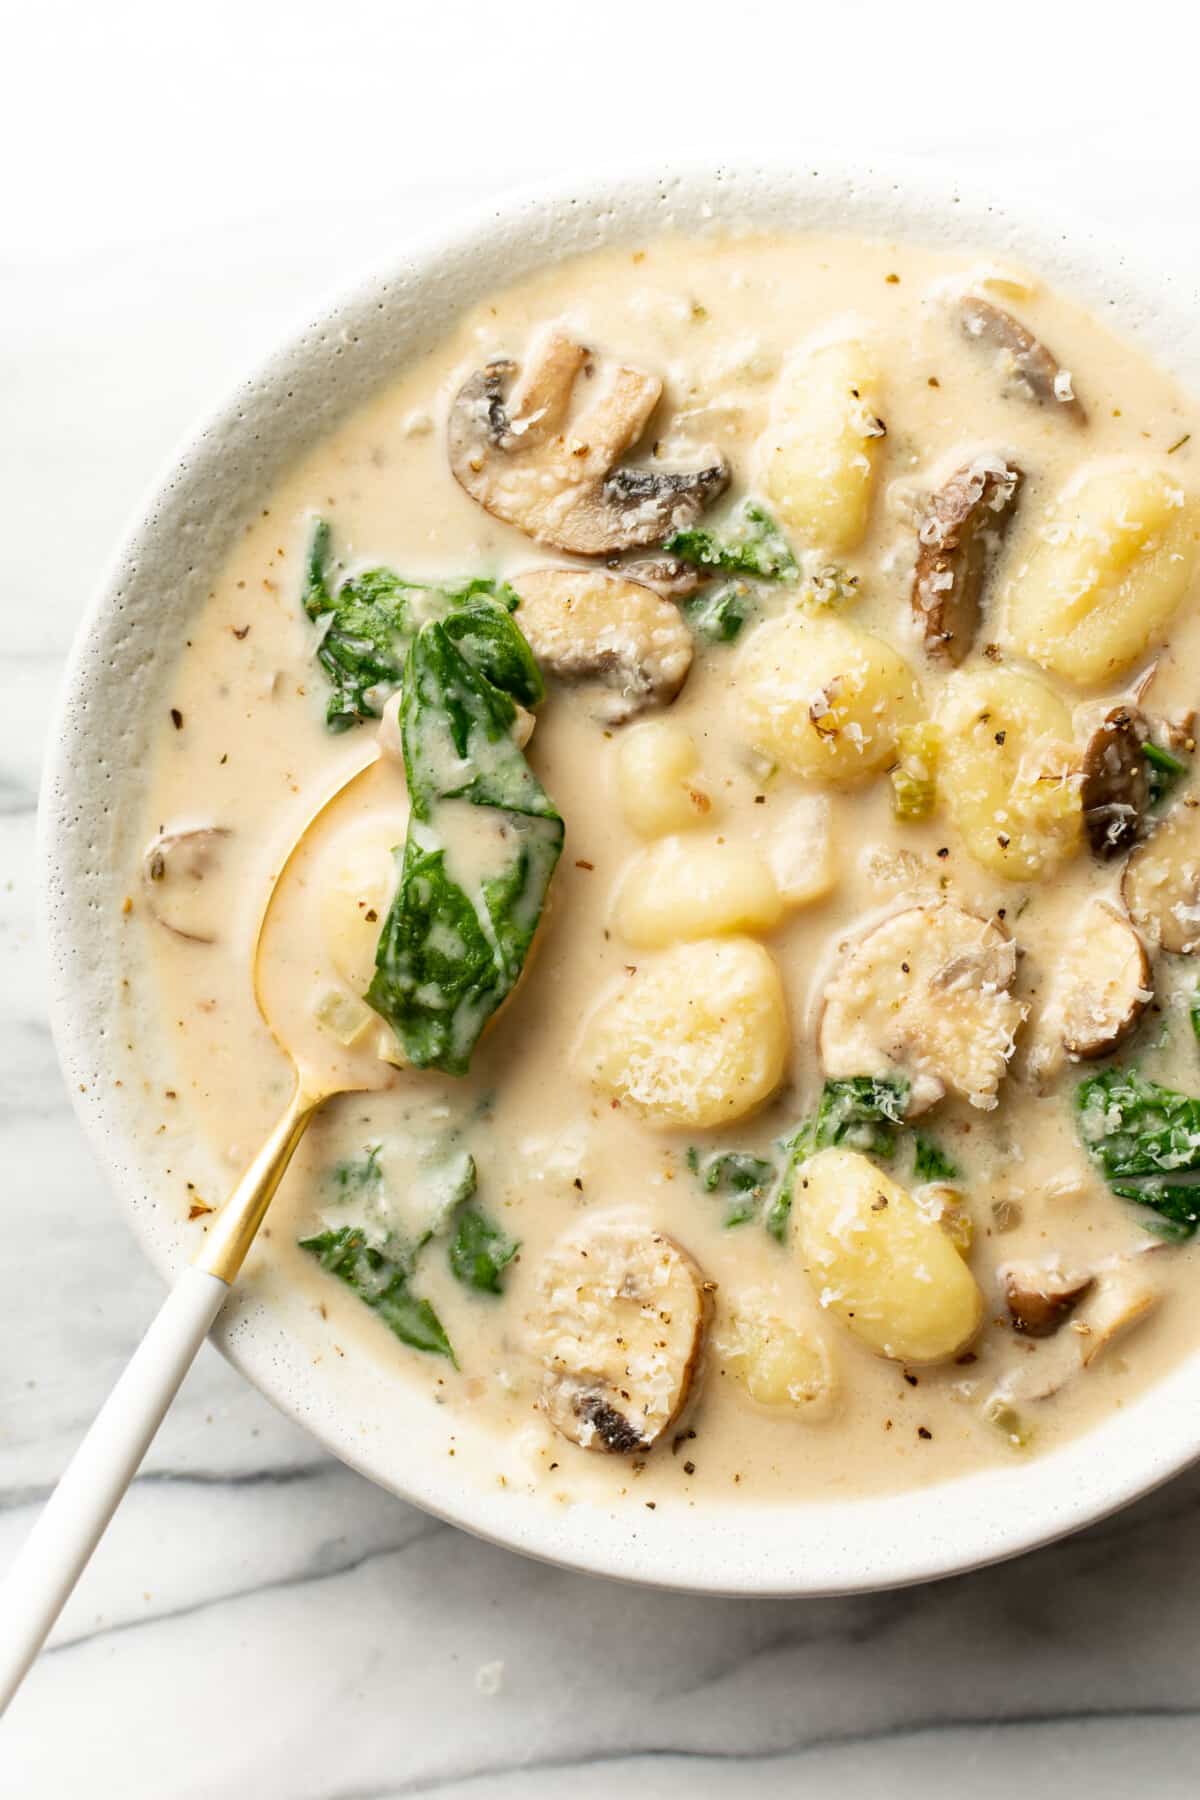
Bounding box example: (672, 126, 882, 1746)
(511, 568, 693, 723)
(618, 555, 707, 600)
(958, 295, 1087, 423)
(448, 328, 730, 555)
(1003, 1263, 1094, 1337)
(1026, 900, 1151, 1084)
(912, 455, 1022, 664)
(1080, 705, 1150, 857)
(1122, 800, 1200, 952)
(818, 903, 1026, 1113)
(1078, 1262, 1161, 1366)
(141, 827, 231, 943)
(529, 1218, 711, 1454)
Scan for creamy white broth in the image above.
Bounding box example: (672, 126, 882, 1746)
(133, 230, 1200, 1506)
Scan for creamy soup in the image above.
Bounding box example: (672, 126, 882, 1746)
(134, 231, 1200, 1508)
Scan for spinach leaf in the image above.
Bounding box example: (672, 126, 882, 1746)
(365, 619, 564, 1074)
(1191, 987, 1200, 1048)
(682, 580, 753, 644)
(769, 1076, 911, 1240)
(447, 1206, 519, 1294)
(298, 1225, 455, 1360)
(1077, 1067, 1200, 1240)
(664, 500, 798, 580)
(913, 1133, 960, 1183)
(327, 1143, 384, 1198)
(686, 1147, 778, 1227)
(1143, 741, 1190, 809)
(302, 519, 537, 732)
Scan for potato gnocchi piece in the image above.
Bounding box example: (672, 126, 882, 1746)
(1002, 463, 1200, 685)
(818, 903, 1025, 1113)
(737, 612, 922, 785)
(761, 337, 885, 553)
(936, 667, 1082, 879)
(318, 821, 405, 994)
(765, 795, 838, 907)
(796, 1148, 984, 1365)
(613, 837, 783, 947)
(578, 937, 788, 1128)
(529, 1218, 711, 1453)
(717, 1294, 837, 1418)
(614, 718, 712, 837)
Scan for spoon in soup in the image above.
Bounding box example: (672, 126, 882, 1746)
(0, 745, 405, 1710)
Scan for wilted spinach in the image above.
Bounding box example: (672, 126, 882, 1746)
(302, 518, 538, 731)
(298, 1226, 454, 1360)
(1077, 1066, 1200, 1240)
(686, 1148, 778, 1227)
(447, 1206, 519, 1294)
(664, 499, 798, 580)
(365, 618, 563, 1074)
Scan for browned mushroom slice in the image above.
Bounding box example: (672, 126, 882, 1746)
(529, 1219, 712, 1454)
(141, 827, 231, 943)
(959, 296, 1087, 424)
(1058, 899, 1151, 1061)
(1122, 801, 1200, 952)
(1078, 1262, 1161, 1365)
(511, 568, 693, 724)
(1081, 705, 1150, 857)
(912, 457, 1022, 664)
(448, 328, 730, 555)
(1003, 1263, 1095, 1338)
(818, 903, 1026, 1113)
(618, 555, 707, 600)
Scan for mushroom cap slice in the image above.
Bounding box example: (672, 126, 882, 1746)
(1029, 898, 1151, 1077)
(818, 903, 1026, 1113)
(511, 567, 693, 724)
(448, 329, 730, 555)
(1002, 1263, 1094, 1337)
(1080, 705, 1150, 858)
(958, 295, 1087, 423)
(912, 455, 1022, 665)
(1123, 800, 1200, 953)
(529, 1218, 711, 1454)
(618, 555, 708, 600)
(141, 827, 231, 943)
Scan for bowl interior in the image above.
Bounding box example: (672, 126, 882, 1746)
(41, 159, 1200, 1595)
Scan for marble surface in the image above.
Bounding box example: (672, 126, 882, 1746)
(5, 6, 1200, 1792)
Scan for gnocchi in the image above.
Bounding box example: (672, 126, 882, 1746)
(737, 612, 922, 784)
(764, 795, 838, 907)
(613, 836, 783, 947)
(318, 823, 404, 994)
(1003, 462, 1200, 685)
(613, 718, 712, 837)
(577, 937, 788, 1128)
(796, 1149, 984, 1364)
(762, 336, 885, 552)
(717, 1294, 837, 1418)
(936, 667, 1082, 878)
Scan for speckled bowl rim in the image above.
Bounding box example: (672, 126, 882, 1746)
(39, 158, 1200, 1597)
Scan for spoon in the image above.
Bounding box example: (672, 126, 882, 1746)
(0, 746, 399, 1711)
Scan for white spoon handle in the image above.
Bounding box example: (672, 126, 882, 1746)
(0, 1266, 229, 1713)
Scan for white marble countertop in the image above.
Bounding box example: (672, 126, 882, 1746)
(5, 5, 1200, 1792)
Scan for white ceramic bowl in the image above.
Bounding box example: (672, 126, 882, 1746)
(41, 161, 1200, 1596)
